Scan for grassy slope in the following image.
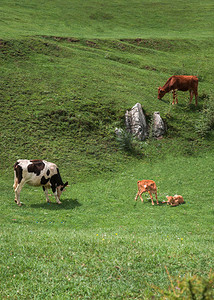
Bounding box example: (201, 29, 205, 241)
(1, 36, 214, 179)
(1, 0, 214, 39)
(1, 0, 214, 298)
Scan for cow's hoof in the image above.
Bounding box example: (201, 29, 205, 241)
(57, 201, 62, 205)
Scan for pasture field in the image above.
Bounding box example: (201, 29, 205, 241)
(1, 0, 214, 298)
(1, 153, 214, 299)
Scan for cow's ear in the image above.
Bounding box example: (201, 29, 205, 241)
(64, 181, 68, 187)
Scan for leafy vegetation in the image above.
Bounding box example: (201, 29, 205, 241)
(0, 0, 214, 298)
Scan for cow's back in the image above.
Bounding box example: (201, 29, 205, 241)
(137, 180, 157, 192)
(172, 75, 198, 91)
(14, 160, 58, 187)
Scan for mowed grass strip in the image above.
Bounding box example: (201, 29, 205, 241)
(1, 153, 213, 298)
(1, 0, 214, 39)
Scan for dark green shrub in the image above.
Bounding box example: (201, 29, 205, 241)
(195, 95, 214, 137)
(152, 267, 214, 299)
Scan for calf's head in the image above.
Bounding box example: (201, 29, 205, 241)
(158, 87, 166, 99)
(56, 181, 68, 199)
(166, 196, 175, 205)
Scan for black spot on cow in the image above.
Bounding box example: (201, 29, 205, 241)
(28, 160, 45, 176)
(47, 169, 50, 176)
(50, 168, 64, 193)
(40, 176, 50, 185)
(14, 162, 23, 184)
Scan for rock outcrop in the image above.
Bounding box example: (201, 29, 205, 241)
(125, 103, 148, 141)
(152, 111, 166, 139)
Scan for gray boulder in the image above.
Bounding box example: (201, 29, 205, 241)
(152, 111, 166, 139)
(125, 103, 148, 140)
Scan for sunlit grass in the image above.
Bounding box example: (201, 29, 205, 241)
(1, 153, 213, 298)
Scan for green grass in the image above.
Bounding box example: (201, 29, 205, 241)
(1, 0, 214, 298)
(1, 153, 214, 298)
(1, 0, 214, 39)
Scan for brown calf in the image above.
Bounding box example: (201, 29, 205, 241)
(158, 75, 198, 105)
(135, 180, 159, 205)
(162, 195, 184, 207)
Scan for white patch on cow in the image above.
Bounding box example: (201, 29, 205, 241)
(144, 185, 147, 188)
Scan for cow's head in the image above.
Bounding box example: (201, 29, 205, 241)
(158, 87, 166, 99)
(57, 181, 68, 199)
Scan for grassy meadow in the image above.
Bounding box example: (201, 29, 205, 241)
(1, 0, 214, 298)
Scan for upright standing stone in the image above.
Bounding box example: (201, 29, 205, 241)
(152, 111, 166, 139)
(125, 103, 148, 140)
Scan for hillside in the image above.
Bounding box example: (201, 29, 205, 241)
(1, 35, 214, 179)
(1, 0, 214, 39)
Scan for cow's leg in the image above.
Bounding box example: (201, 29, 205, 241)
(172, 90, 178, 104)
(14, 182, 25, 206)
(155, 192, 159, 205)
(194, 90, 198, 106)
(138, 191, 143, 202)
(51, 185, 62, 204)
(175, 90, 178, 104)
(189, 90, 193, 104)
(139, 191, 144, 202)
(135, 191, 139, 201)
(13, 174, 18, 203)
(148, 191, 154, 205)
(53, 191, 62, 204)
(43, 187, 51, 203)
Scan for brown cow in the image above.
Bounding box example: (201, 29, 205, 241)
(158, 75, 198, 105)
(162, 195, 184, 207)
(135, 180, 159, 205)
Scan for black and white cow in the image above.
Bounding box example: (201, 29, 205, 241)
(13, 159, 68, 206)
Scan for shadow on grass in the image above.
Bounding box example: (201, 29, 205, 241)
(30, 198, 82, 210)
(134, 201, 185, 208)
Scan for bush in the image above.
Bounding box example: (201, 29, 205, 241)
(153, 267, 214, 299)
(195, 95, 214, 137)
(115, 128, 143, 155)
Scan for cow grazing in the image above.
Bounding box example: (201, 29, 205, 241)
(158, 75, 198, 105)
(13, 160, 68, 206)
(135, 180, 159, 205)
(162, 195, 184, 207)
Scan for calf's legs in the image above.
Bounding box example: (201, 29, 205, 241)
(135, 191, 144, 202)
(135, 190, 159, 205)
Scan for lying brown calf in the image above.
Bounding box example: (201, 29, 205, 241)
(135, 180, 159, 205)
(162, 195, 184, 206)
